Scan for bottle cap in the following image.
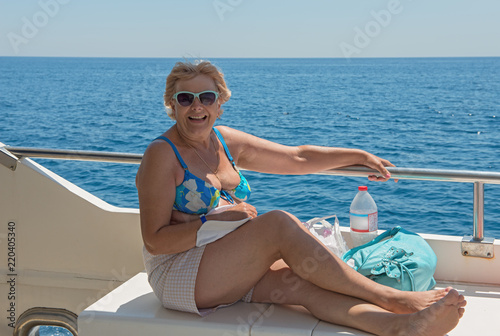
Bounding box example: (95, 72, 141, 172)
(358, 186, 368, 191)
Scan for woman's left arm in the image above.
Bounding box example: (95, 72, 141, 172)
(216, 126, 394, 181)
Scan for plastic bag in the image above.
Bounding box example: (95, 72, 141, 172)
(303, 215, 349, 259)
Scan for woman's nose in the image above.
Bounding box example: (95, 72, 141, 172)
(191, 97, 204, 109)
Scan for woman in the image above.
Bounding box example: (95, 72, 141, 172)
(136, 60, 466, 335)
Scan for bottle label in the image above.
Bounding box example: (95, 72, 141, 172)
(350, 212, 378, 232)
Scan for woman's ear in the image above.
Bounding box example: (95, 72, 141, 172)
(169, 100, 177, 120)
(217, 102, 222, 119)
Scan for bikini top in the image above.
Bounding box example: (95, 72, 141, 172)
(156, 128, 251, 215)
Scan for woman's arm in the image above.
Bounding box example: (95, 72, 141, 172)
(216, 126, 394, 180)
(136, 140, 203, 255)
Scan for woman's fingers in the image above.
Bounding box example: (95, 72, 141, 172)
(218, 202, 258, 221)
(366, 156, 397, 182)
(237, 202, 258, 218)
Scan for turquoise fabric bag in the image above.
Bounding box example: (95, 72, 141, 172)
(342, 226, 437, 292)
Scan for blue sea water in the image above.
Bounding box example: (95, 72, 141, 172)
(1, 57, 500, 241)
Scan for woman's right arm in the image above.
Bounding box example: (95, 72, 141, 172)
(136, 141, 203, 255)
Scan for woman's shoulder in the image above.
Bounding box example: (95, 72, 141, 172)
(214, 126, 270, 166)
(137, 134, 184, 188)
(141, 131, 182, 173)
(144, 133, 175, 158)
(213, 125, 234, 136)
(214, 125, 256, 144)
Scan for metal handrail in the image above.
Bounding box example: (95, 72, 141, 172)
(2, 146, 499, 251)
(6, 146, 143, 164)
(5, 146, 500, 184)
(320, 166, 500, 185)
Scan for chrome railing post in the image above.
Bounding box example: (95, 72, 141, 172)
(473, 182, 485, 241)
(462, 181, 494, 258)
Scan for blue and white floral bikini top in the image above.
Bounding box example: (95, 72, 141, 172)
(156, 128, 251, 215)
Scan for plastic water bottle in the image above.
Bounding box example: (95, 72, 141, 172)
(350, 186, 378, 247)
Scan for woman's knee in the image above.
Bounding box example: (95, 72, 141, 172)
(250, 210, 306, 246)
(246, 210, 292, 235)
(269, 210, 312, 242)
(244, 210, 300, 246)
(264, 210, 303, 232)
(267, 209, 296, 220)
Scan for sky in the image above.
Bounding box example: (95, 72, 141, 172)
(1, 0, 499, 58)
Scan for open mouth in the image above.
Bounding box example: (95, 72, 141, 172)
(189, 115, 207, 120)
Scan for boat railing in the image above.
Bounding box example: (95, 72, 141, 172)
(1, 146, 498, 259)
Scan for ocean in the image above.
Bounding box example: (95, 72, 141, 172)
(1, 56, 499, 240)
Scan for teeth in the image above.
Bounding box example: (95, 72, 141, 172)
(190, 115, 206, 119)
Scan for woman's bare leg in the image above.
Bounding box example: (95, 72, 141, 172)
(250, 262, 466, 336)
(195, 210, 449, 314)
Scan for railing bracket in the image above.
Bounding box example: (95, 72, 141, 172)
(0, 147, 18, 170)
(461, 236, 495, 258)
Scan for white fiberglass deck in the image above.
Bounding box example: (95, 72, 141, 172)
(78, 271, 500, 336)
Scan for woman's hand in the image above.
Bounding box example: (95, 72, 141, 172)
(208, 202, 258, 221)
(170, 202, 258, 225)
(363, 152, 397, 182)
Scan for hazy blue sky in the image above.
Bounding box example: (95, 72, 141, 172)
(1, 0, 499, 58)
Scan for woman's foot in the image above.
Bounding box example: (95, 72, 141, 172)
(392, 289, 467, 336)
(383, 287, 451, 314)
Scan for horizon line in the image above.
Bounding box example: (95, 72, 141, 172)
(1, 55, 499, 60)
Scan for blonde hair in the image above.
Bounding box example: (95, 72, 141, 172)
(164, 60, 231, 120)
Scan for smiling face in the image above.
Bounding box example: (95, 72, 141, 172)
(172, 74, 221, 137)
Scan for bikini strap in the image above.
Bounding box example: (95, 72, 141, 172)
(212, 127, 236, 166)
(155, 136, 188, 170)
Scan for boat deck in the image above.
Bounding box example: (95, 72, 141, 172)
(78, 272, 500, 336)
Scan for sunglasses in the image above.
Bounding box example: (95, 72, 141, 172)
(173, 91, 219, 107)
